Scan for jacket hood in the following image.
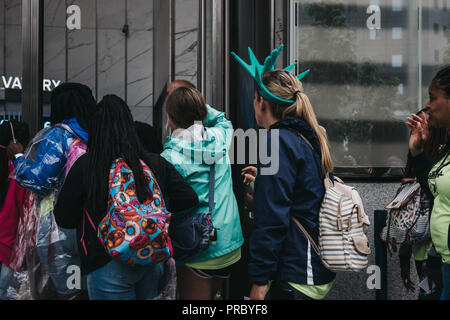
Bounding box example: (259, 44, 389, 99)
(164, 126, 229, 165)
(62, 117, 89, 142)
(270, 117, 322, 158)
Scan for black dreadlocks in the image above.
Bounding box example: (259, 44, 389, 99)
(50, 83, 96, 130)
(86, 95, 151, 214)
(432, 65, 450, 97)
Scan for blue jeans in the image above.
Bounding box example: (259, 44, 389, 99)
(0, 263, 10, 299)
(0, 263, 17, 300)
(441, 262, 450, 300)
(87, 260, 164, 300)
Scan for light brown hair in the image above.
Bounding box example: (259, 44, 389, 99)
(165, 87, 207, 129)
(167, 80, 196, 94)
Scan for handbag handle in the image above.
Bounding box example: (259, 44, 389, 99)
(286, 128, 322, 255)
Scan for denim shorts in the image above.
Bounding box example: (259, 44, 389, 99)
(87, 260, 164, 300)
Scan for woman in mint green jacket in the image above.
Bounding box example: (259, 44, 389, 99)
(161, 86, 244, 300)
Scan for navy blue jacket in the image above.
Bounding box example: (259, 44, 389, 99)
(248, 118, 336, 286)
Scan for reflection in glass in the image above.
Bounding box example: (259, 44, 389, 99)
(292, 0, 447, 170)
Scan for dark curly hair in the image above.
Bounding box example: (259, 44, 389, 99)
(431, 65, 450, 97)
(50, 83, 96, 130)
(86, 95, 152, 215)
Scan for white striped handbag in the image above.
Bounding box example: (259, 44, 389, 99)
(291, 132, 371, 273)
(292, 177, 371, 273)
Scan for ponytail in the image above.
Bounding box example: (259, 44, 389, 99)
(263, 70, 334, 175)
(294, 93, 333, 175)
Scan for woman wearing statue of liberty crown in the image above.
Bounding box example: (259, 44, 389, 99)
(232, 45, 336, 300)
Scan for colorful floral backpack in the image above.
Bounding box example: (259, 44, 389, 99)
(83, 157, 172, 266)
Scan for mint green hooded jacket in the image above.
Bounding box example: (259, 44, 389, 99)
(161, 105, 244, 263)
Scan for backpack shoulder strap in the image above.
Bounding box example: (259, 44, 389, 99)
(286, 128, 314, 151)
(298, 132, 314, 152)
(287, 127, 333, 187)
(291, 216, 322, 257)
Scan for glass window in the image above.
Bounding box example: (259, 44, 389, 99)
(422, 1, 450, 103)
(0, 0, 22, 124)
(392, 0, 402, 11)
(434, 23, 440, 34)
(291, 0, 448, 174)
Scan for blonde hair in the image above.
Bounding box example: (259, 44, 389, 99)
(262, 70, 334, 175)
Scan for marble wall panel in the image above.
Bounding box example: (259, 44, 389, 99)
(127, 0, 153, 123)
(44, 26, 66, 82)
(4, 25, 21, 76)
(127, 30, 153, 109)
(205, 1, 213, 101)
(44, 0, 66, 27)
(0, 0, 4, 75)
(174, 0, 198, 85)
(0, 0, 4, 24)
(175, 0, 198, 32)
(97, 0, 125, 30)
(4, 0, 21, 77)
(67, 29, 96, 93)
(127, 0, 153, 31)
(130, 106, 153, 126)
(174, 29, 198, 85)
(67, 0, 96, 29)
(0, 23, 4, 76)
(4, 0, 21, 25)
(97, 29, 126, 99)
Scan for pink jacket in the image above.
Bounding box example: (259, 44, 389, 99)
(0, 151, 25, 267)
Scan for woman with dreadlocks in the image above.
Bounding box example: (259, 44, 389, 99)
(399, 109, 449, 300)
(53, 95, 198, 300)
(406, 66, 450, 300)
(7, 83, 96, 299)
(8, 83, 95, 195)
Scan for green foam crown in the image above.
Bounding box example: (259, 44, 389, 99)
(231, 44, 310, 105)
